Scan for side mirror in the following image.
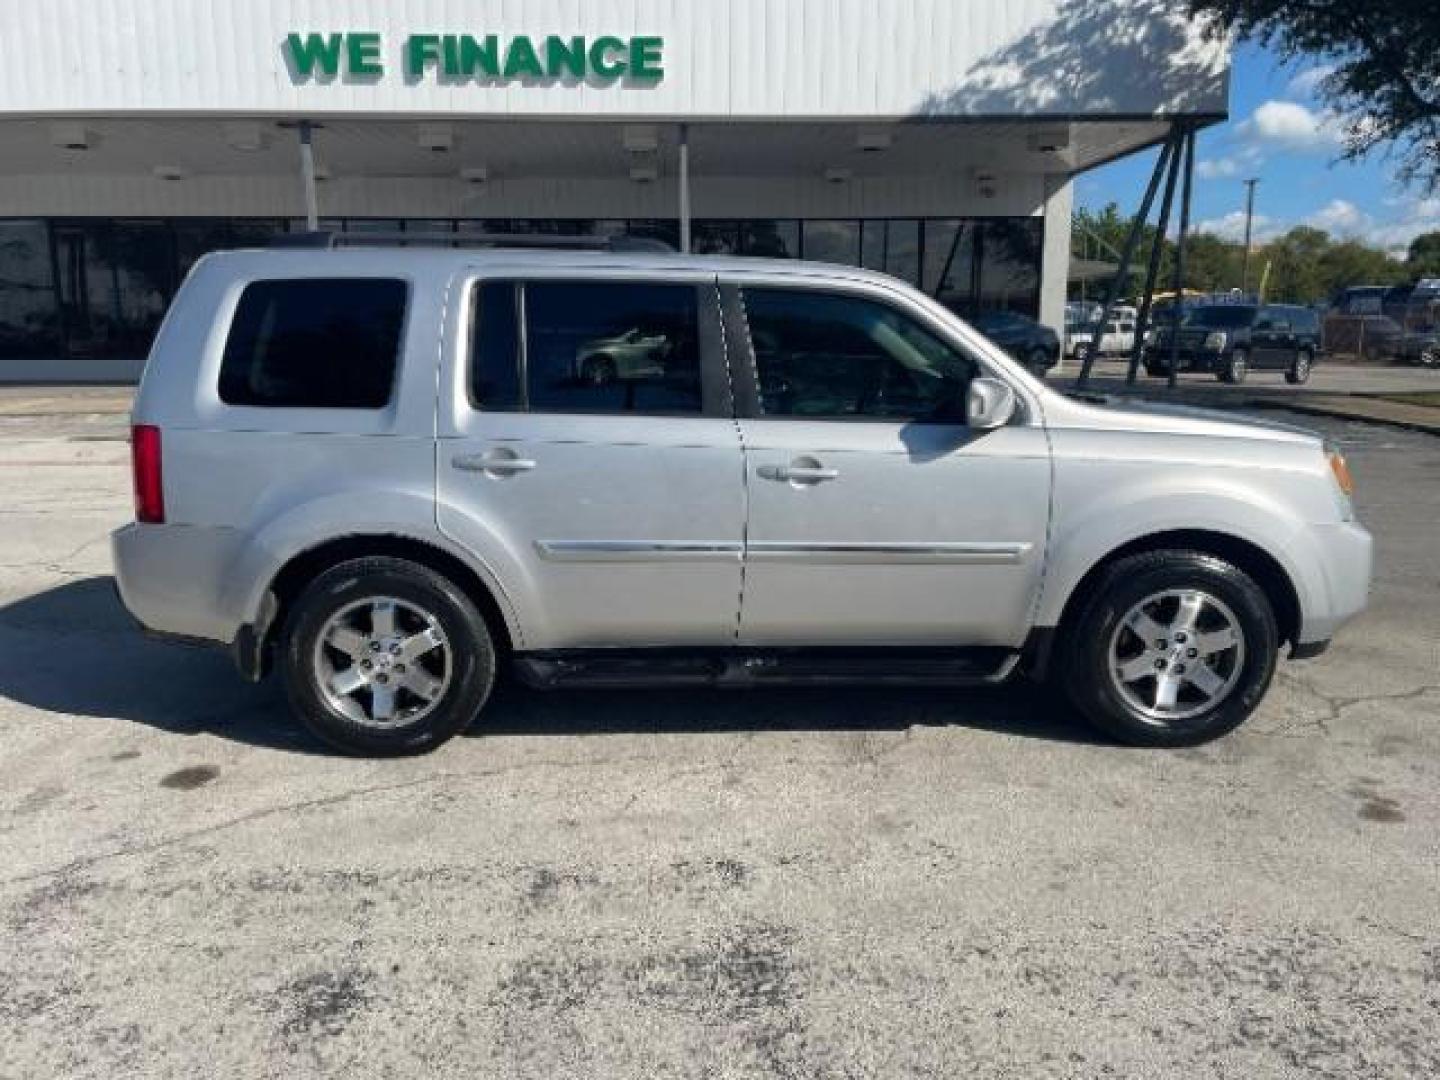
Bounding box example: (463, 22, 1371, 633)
(966, 377, 1018, 430)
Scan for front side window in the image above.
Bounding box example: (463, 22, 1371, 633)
(742, 288, 977, 421)
(219, 278, 406, 408)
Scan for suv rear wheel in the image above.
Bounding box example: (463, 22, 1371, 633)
(1061, 550, 1278, 747)
(1285, 349, 1313, 384)
(1218, 349, 1248, 384)
(280, 556, 496, 756)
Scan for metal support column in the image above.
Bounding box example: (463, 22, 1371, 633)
(1074, 126, 1182, 390)
(1166, 125, 1198, 390)
(678, 123, 692, 254)
(297, 120, 319, 231)
(1125, 137, 1184, 384)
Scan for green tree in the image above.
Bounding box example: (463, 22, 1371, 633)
(1186, 2, 1440, 189)
(1407, 231, 1440, 278)
(1263, 226, 1330, 302)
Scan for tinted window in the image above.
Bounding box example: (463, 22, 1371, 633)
(219, 278, 406, 408)
(524, 282, 702, 414)
(469, 281, 521, 410)
(743, 289, 977, 421)
(1182, 306, 1257, 329)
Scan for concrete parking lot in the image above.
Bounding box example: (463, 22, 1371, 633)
(0, 389, 1437, 1078)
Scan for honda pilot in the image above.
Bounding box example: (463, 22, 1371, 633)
(113, 238, 1371, 755)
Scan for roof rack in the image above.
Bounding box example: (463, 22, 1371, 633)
(269, 230, 674, 253)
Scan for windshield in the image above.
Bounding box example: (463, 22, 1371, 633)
(1182, 306, 1257, 329)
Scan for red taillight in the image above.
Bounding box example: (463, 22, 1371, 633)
(131, 424, 165, 524)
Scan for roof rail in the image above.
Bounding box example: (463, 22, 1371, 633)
(269, 230, 674, 253)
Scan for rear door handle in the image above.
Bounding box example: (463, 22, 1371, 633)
(757, 462, 839, 484)
(453, 452, 537, 475)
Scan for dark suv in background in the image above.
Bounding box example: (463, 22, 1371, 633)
(967, 310, 1060, 375)
(1145, 304, 1321, 384)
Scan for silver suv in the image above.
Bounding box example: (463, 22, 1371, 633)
(112, 242, 1372, 755)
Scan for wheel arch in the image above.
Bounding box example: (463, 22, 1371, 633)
(1054, 528, 1301, 651)
(245, 533, 518, 680)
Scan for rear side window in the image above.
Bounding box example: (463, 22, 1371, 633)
(219, 278, 407, 408)
(471, 280, 703, 415)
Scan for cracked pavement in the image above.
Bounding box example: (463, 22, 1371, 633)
(0, 400, 1436, 1078)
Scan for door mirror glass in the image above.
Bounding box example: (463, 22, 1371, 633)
(966, 377, 1017, 430)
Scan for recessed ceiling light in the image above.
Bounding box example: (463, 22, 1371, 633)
(222, 121, 266, 152)
(152, 164, 187, 181)
(50, 122, 91, 151)
(629, 164, 659, 183)
(418, 122, 455, 152)
(824, 167, 853, 184)
(856, 127, 893, 152)
(623, 125, 659, 154)
(460, 166, 489, 183)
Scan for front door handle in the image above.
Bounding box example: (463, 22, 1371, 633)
(757, 459, 839, 484)
(453, 451, 537, 476)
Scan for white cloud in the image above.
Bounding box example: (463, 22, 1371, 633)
(1299, 196, 1440, 256)
(1286, 65, 1335, 98)
(1307, 198, 1365, 235)
(1236, 101, 1343, 153)
(1196, 210, 1281, 244)
(1196, 157, 1240, 180)
(1194, 143, 1262, 183)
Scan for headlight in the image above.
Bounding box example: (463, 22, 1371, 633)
(1204, 331, 1228, 350)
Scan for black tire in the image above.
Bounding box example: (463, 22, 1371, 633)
(1027, 347, 1050, 375)
(1218, 349, 1248, 384)
(280, 556, 496, 756)
(1144, 361, 1165, 378)
(1285, 350, 1313, 384)
(1421, 345, 1439, 369)
(1059, 550, 1279, 747)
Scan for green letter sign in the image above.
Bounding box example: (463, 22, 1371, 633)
(286, 32, 664, 83)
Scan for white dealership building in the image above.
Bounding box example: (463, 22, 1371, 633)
(0, 0, 1228, 381)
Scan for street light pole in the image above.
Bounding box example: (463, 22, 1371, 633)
(1240, 177, 1259, 296)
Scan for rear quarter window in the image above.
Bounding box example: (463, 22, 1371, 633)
(219, 278, 408, 408)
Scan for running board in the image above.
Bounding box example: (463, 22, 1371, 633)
(512, 648, 1020, 690)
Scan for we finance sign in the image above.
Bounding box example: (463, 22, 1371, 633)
(284, 32, 665, 84)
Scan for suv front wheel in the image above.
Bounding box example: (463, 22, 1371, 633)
(280, 556, 497, 756)
(1061, 550, 1278, 747)
(1218, 349, 1248, 384)
(1285, 349, 1313, 384)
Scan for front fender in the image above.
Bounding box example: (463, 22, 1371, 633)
(1035, 480, 1326, 632)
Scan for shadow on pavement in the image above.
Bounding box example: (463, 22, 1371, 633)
(0, 577, 1106, 754)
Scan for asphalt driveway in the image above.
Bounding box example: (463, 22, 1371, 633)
(0, 396, 1436, 1079)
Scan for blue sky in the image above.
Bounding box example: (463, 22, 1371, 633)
(1075, 41, 1440, 258)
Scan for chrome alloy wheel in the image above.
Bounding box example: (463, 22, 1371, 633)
(313, 597, 452, 729)
(1107, 589, 1246, 724)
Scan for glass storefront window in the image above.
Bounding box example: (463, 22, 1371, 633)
(802, 220, 860, 266)
(923, 220, 977, 314)
(860, 221, 886, 273)
(692, 220, 740, 255)
(884, 220, 921, 288)
(738, 220, 798, 259)
(975, 219, 1042, 315)
(0, 220, 60, 359)
(1, 214, 1043, 364)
